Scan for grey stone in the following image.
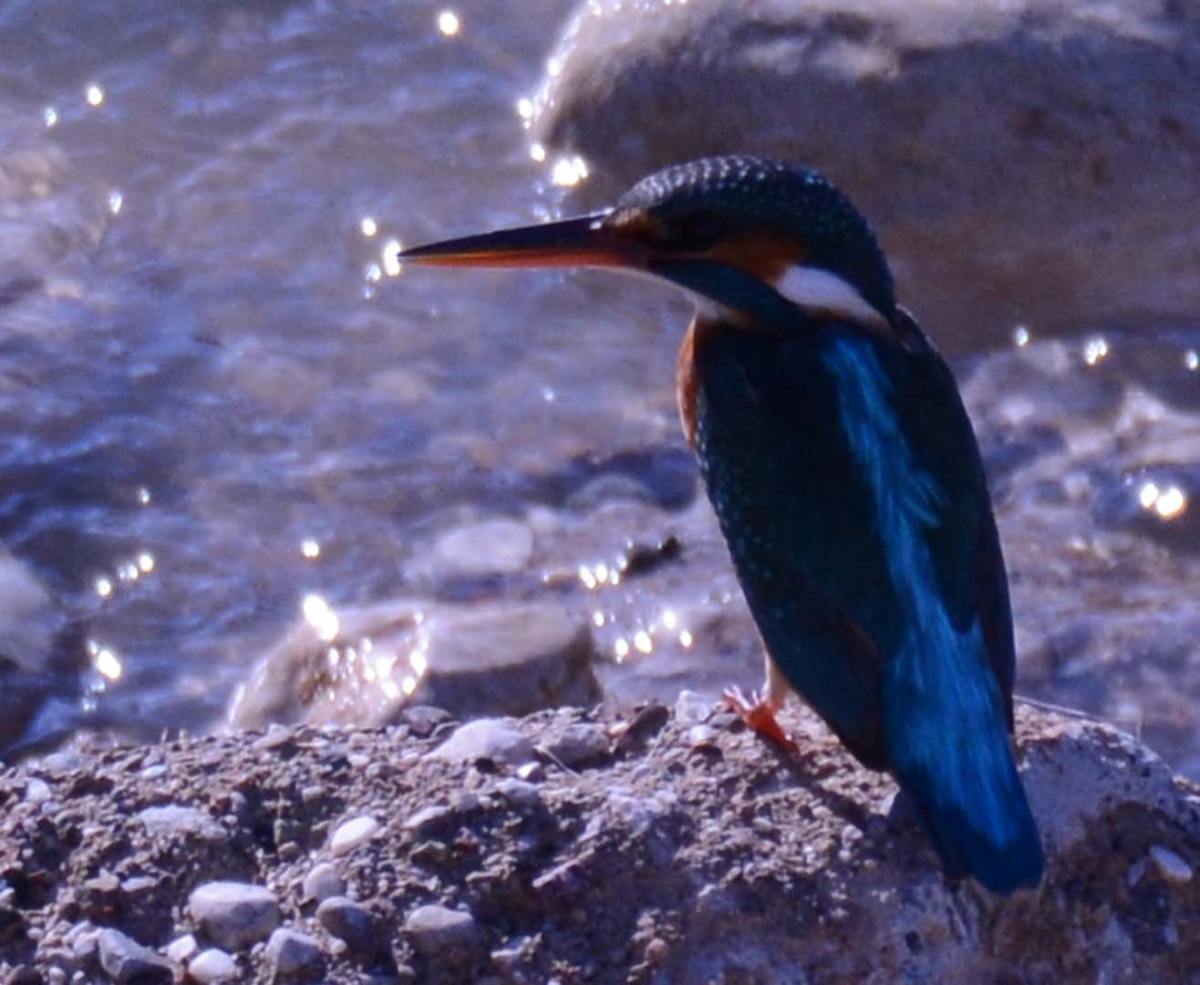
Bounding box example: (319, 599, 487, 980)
(263, 928, 325, 982)
(404, 904, 479, 961)
(329, 815, 380, 856)
(427, 719, 535, 766)
(187, 948, 238, 984)
(532, 0, 1200, 353)
(315, 896, 383, 954)
(165, 934, 198, 964)
(432, 518, 534, 576)
(95, 928, 173, 985)
(228, 598, 600, 729)
(187, 881, 281, 952)
(494, 778, 542, 809)
(544, 722, 609, 768)
(299, 862, 344, 904)
(1148, 845, 1193, 884)
(137, 805, 227, 842)
(412, 603, 601, 718)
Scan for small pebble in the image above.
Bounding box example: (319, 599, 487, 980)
(4, 966, 42, 985)
(516, 761, 544, 781)
(403, 804, 454, 838)
(187, 881, 281, 951)
(166, 934, 198, 964)
(494, 778, 542, 809)
(188, 948, 238, 984)
(316, 896, 382, 954)
(544, 723, 609, 768)
(428, 719, 535, 765)
(1148, 845, 1193, 884)
(404, 904, 479, 960)
(96, 928, 173, 985)
(674, 689, 712, 724)
(263, 928, 325, 981)
(402, 705, 455, 738)
(329, 815, 380, 856)
(137, 805, 227, 842)
(300, 863, 344, 904)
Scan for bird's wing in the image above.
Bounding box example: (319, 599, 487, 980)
(693, 320, 1015, 762)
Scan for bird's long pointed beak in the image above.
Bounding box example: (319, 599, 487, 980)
(398, 213, 648, 270)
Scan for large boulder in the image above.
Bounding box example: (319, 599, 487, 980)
(531, 0, 1200, 352)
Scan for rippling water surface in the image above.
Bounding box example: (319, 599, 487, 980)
(2, 1, 1199, 779)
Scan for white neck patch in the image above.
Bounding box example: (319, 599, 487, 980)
(773, 264, 890, 333)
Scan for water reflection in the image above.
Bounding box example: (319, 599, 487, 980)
(1, 0, 1199, 783)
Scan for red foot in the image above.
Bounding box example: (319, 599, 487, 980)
(723, 686, 801, 756)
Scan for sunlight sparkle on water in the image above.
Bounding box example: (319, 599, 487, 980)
(633, 630, 653, 655)
(517, 98, 534, 122)
(1083, 335, 1110, 366)
(360, 217, 378, 237)
(529, 143, 547, 163)
(382, 239, 402, 277)
(108, 191, 123, 215)
(303, 593, 341, 642)
(1139, 481, 1188, 520)
(301, 539, 321, 559)
(1013, 325, 1030, 347)
(437, 10, 461, 36)
(95, 577, 113, 598)
(43, 106, 58, 127)
(93, 647, 123, 681)
(86, 84, 104, 107)
(551, 156, 589, 188)
(1186, 349, 1198, 371)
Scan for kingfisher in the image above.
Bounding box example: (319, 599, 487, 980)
(398, 156, 1044, 894)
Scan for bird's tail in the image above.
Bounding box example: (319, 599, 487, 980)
(884, 632, 1044, 895)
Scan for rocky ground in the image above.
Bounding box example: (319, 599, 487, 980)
(1, 699, 1197, 984)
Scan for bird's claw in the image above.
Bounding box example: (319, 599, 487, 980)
(723, 685, 801, 756)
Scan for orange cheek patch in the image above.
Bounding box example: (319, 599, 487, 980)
(704, 231, 807, 284)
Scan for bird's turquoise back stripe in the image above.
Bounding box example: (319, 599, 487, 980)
(822, 335, 1016, 845)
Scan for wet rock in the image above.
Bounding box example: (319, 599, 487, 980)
(187, 948, 238, 984)
(329, 815, 380, 857)
(187, 881, 281, 952)
(299, 863, 344, 905)
(95, 927, 173, 985)
(262, 928, 324, 982)
(315, 896, 382, 955)
(227, 598, 600, 731)
(432, 518, 534, 576)
(427, 719, 535, 766)
(412, 603, 602, 719)
(533, 0, 1200, 351)
(0, 539, 68, 676)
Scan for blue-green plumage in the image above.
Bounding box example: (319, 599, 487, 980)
(692, 315, 1042, 891)
(399, 154, 1045, 894)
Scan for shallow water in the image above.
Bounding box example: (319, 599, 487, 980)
(2, 1, 1199, 779)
